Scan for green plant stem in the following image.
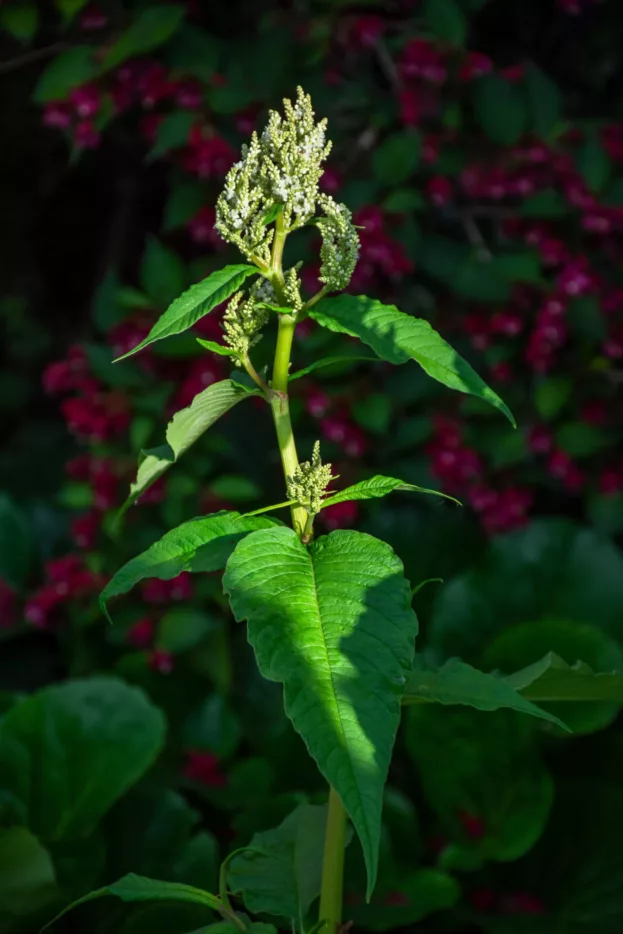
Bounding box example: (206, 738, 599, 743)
(319, 787, 347, 934)
(268, 217, 347, 932)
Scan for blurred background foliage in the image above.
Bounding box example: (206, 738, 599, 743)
(2, 0, 623, 932)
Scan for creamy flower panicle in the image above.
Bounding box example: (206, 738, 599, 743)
(286, 441, 333, 515)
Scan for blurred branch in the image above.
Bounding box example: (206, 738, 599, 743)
(0, 42, 69, 75)
(374, 38, 401, 92)
(460, 212, 492, 260)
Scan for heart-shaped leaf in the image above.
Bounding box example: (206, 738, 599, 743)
(310, 295, 514, 424)
(223, 527, 418, 897)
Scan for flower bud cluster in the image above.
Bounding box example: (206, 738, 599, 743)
(317, 194, 360, 291)
(215, 87, 333, 264)
(222, 284, 270, 362)
(286, 441, 333, 515)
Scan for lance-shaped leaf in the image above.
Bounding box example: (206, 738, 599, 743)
(121, 379, 255, 511)
(289, 355, 380, 381)
(223, 527, 418, 897)
(115, 265, 257, 361)
(505, 652, 623, 703)
(42, 874, 223, 931)
(228, 804, 349, 920)
(101, 511, 277, 621)
(402, 657, 568, 730)
(320, 475, 460, 510)
(310, 295, 514, 425)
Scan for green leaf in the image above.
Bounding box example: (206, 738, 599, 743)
(33, 46, 97, 103)
(519, 189, 569, 218)
(197, 339, 238, 358)
(406, 705, 553, 862)
(0, 493, 32, 591)
(1, 3, 38, 43)
(348, 868, 459, 931)
(0, 827, 58, 921)
(321, 475, 459, 510)
(101, 511, 276, 620)
(163, 180, 207, 231)
(310, 295, 514, 425)
(115, 265, 256, 360)
(42, 874, 221, 931)
(353, 393, 391, 435)
(289, 355, 379, 381)
(472, 74, 527, 146)
(121, 380, 254, 510)
(556, 421, 610, 458)
(576, 134, 611, 193)
(55, 0, 89, 22)
(228, 804, 340, 920)
(223, 527, 418, 897)
(402, 657, 567, 729)
(506, 651, 623, 703)
(423, 0, 467, 45)
(372, 130, 421, 186)
(164, 24, 219, 81)
(482, 618, 623, 734)
(102, 5, 186, 71)
(428, 519, 623, 662)
(0, 678, 165, 841)
(524, 64, 562, 138)
(149, 111, 196, 161)
(141, 237, 186, 309)
(534, 376, 572, 420)
(157, 608, 217, 653)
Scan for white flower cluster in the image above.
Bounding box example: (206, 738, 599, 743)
(222, 284, 270, 362)
(286, 441, 333, 515)
(316, 194, 360, 292)
(283, 264, 303, 312)
(215, 88, 331, 262)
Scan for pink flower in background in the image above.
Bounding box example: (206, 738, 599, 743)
(183, 750, 228, 787)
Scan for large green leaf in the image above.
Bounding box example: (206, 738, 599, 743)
(310, 295, 514, 425)
(472, 73, 527, 145)
(507, 651, 623, 702)
(101, 511, 277, 621)
(320, 475, 459, 510)
(228, 804, 339, 920)
(121, 380, 255, 510)
(42, 874, 222, 931)
(33, 46, 97, 103)
(402, 657, 567, 729)
(101, 5, 186, 71)
(0, 827, 58, 924)
(0, 679, 165, 842)
(406, 705, 553, 863)
(223, 527, 418, 897)
(482, 619, 623, 734)
(115, 265, 257, 361)
(428, 519, 623, 661)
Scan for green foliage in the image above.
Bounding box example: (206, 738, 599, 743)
(102, 5, 186, 71)
(33, 46, 97, 103)
(320, 475, 459, 509)
(224, 527, 418, 897)
(423, 0, 467, 45)
(0, 679, 165, 841)
(472, 74, 527, 145)
(0, 827, 57, 924)
(0, 493, 32, 591)
(372, 131, 421, 186)
(0, 3, 38, 43)
(101, 511, 277, 619)
(141, 238, 186, 308)
(311, 295, 514, 424)
(122, 380, 255, 509)
(228, 804, 338, 920)
(115, 266, 257, 361)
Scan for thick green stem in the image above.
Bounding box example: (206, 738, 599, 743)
(268, 216, 346, 934)
(319, 787, 347, 933)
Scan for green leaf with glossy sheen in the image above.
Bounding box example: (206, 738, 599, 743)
(115, 265, 256, 360)
(402, 657, 567, 730)
(42, 874, 221, 931)
(310, 295, 514, 425)
(223, 527, 418, 897)
(0, 679, 165, 842)
(321, 475, 459, 510)
(228, 804, 341, 920)
(102, 5, 186, 70)
(121, 380, 254, 510)
(506, 651, 623, 703)
(101, 511, 276, 621)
